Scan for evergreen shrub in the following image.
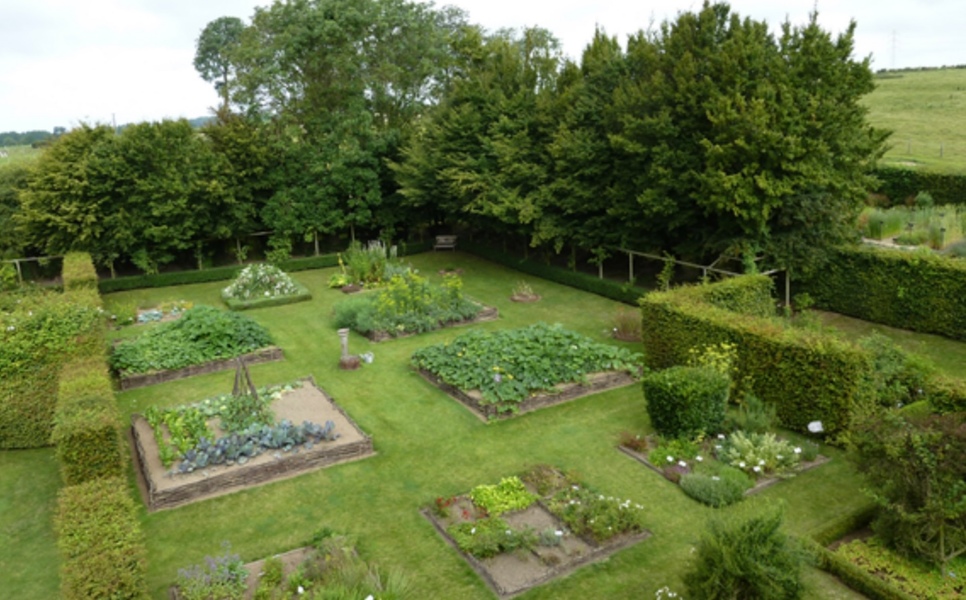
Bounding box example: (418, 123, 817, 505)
(643, 365, 729, 438)
(55, 477, 149, 600)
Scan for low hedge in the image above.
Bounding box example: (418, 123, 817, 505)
(873, 166, 966, 207)
(51, 356, 124, 486)
(926, 374, 966, 414)
(223, 282, 313, 310)
(807, 503, 877, 547)
(641, 278, 872, 435)
(681, 273, 776, 317)
(61, 252, 99, 292)
(803, 538, 917, 600)
(55, 477, 149, 600)
(461, 240, 646, 304)
(800, 245, 966, 341)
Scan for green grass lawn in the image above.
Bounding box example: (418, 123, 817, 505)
(865, 68, 966, 173)
(4, 252, 871, 599)
(0, 144, 41, 169)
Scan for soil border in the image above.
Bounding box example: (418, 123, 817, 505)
(130, 377, 374, 511)
(418, 369, 639, 421)
(365, 303, 499, 342)
(422, 502, 650, 598)
(617, 445, 831, 496)
(118, 346, 284, 390)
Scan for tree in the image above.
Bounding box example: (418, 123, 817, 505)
(850, 410, 966, 576)
(194, 16, 245, 110)
(0, 163, 29, 258)
(684, 507, 805, 599)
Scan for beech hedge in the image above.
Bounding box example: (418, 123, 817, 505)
(643, 365, 729, 438)
(800, 245, 966, 341)
(55, 477, 149, 600)
(641, 276, 871, 435)
(872, 166, 966, 207)
(61, 251, 99, 292)
(51, 356, 124, 485)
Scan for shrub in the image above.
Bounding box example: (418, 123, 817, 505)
(221, 263, 310, 310)
(857, 333, 934, 408)
(55, 477, 148, 600)
(683, 507, 805, 599)
(679, 465, 752, 508)
(721, 431, 802, 478)
(469, 476, 538, 516)
(51, 356, 124, 485)
(61, 252, 99, 292)
(926, 374, 966, 414)
(724, 394, 777, 434)
(109, 305, 272, 375)
(643, 366, 729, 439)
(176, 542, 248, 600)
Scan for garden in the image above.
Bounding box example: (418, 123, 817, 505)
(2, 250, 963, 600)
(858, 198, 966, 256)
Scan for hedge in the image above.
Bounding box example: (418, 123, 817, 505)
(682, 273, 776, 317)
(51, 356, 124, 486)
(55, 477, 149, 600)
(641, 277, 872, 435)
(223, 281, 312, 311)
(461, 240, 646, 304)
(873, 166, 966, 207)
(800, 245, 966, 341)
(803, 538, 918, 600)
(926, 374, 966, 414)
(642, 365, 729, 438)
(97, 241, 433, 294)
(61, 252, 99, 292)
(0, 292, 104, 448)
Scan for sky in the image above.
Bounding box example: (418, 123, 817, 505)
(1, 0, 963, 133)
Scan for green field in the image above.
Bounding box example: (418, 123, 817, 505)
(0, 145, 41, 169)
(1, 252, 873, 599)
(865, 68, 966, 173)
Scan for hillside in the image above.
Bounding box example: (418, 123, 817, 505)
(864, 67, 966, 173)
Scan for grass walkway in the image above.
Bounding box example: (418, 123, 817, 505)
(3, 252, 870, 598)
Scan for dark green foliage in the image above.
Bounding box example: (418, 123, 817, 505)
(857, 333, 935, 408)
(849, 410, 966, 574)
(642, 366, 729, 439)
(109, 305, 272, 375)
(873, 166, 966, 207)
(725, 394, 777, 434)
(461, 240, 645, 304)
(61, 252, 99, 293)
(807, 504, 877, 547)
(927, 375, 966, 414)
(679, 465, 752, 508)
(51, 357, 124, 486)
(98, 264, 244, 293)
(641, 277, 871, 435)
(54, 477, 149, 600)
(801, 245, 966, 340)
(805, 538, 917, 600)
(690, 274, 776, 318)
(683, 508, 805, 600)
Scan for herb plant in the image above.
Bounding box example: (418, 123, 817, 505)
(545, 484, 648, 543)
(469, 476, 538, 516)
(176, 542, 248, 600)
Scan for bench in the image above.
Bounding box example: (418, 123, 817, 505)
(434, 235, 458, 251)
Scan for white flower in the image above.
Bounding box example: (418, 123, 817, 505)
(753, 466, 762, 473)
(807, 420, 824, 433)
(758, 459, 765, 466)
(711, 476, 720, 481)
(297, 586, 304, 595)
(470, 527, 476, 534)
(666, 456, 674, 463)
(739, 461, 746, 468)
(696, 455, 703, 462)
(677, 460, 687, 468)
(794, 447, 802, 454)
(555, 530, 563, 536)
(717, 433, 725, 440)
(777, 454, 783, 460)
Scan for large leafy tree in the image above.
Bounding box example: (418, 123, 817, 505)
(194, 16, 246, 110)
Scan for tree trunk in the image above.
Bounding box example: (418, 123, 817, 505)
(314, 231, 320, 256)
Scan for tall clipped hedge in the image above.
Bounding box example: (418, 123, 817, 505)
(62, 251, 100, 292)
(0, 291, 103, 448)
(55, 477, 149, 600)
(801, 245, 966, 341)
(685, 274, 776, 317)
(641, 278, 871, 435)
(643, 365, 729, 438)
(873, 166, 966, 207)
(51, 356, 124, 485)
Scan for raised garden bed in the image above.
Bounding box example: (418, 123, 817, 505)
(618, 432, 828, 507)
(423, 466, 650, 598)
(221, 263, 312, 311)
(119, 346, 283, 390)
(366, 302, 498, 342)
(223, 282, 311, 311)
(420, 369, 637, 421)
(131, 378, 374, 511)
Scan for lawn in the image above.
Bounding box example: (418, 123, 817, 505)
(5, 252, 870, 598)
(865, 67, 966, 173)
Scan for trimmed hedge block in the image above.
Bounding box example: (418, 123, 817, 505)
(643, 365, 729, 438)
(689, 274, 776, 318)
(61, 252, 99, 292)
(51, 356, 124, 486)
(801, 245, 966, 341)
(55, 477, 149, 600)
(873, 166, 966, 207)
(927, 374, 966, 414)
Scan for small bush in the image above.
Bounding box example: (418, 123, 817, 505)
(684, 507, 805, 599)
(643, 366, 729, 438)
(176, 542, 249, 600)
(469, 476, 538, 516)
(926, 374, 966, 414)
(680, 465, 752, 508)
(55, 477, 148, 600)
(724, 394, 777, 434)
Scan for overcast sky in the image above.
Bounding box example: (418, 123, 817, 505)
(1, 0, 962, 133)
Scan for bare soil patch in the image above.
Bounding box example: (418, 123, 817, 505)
(419, 369, 639, 421)
(131, 378, 374, 511)
(617, 445, 830, 496)
(119, 346, 284, 391)
(510, 293, 541, 303)
(424, 495, 649, 598)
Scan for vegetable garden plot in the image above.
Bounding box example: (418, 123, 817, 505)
(130, 378, 373, 511)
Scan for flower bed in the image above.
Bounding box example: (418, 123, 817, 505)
(221, 263, 311, 310)
(833, 535, 964, 599)
(424, 466, 650, 598)
(110, 305, 275, 384)
(332, 270, 495, 340)
(618, 431, 827, 507)
(131, 378, 373, 510)
(412, 324, 643, 418)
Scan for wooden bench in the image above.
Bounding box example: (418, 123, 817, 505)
(434, 235, 458, 251)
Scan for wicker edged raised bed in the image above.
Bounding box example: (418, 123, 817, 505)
(118, 346, 284, 390)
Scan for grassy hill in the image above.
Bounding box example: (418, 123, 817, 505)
(864, 67, 966, 173)
(0, 145, 41, 170)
